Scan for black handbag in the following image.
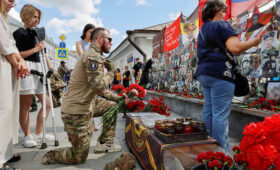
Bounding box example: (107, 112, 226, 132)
(199, 31, 249, 97)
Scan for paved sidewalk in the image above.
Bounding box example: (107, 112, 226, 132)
(8, 102, 240, 170)
(8, 104, 143, 170)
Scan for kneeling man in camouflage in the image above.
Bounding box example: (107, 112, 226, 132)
(42, 27, 129, 164)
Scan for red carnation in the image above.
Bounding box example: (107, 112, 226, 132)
(232, 146, 240, 153)
(206, 152, 216, 161)
(215, 152, 225, 160)
(208, 160, 222, 169)
(197, 152, 208, 163)
(223, 156, 233, 167)
(235, 152, 247, 165)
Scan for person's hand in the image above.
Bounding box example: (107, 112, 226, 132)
(11, 61, 19, 79)
(253, 37, 261, 46)
(35, 42, 45, 52)
(17, 58, 29, 79)
(131, 89, 139, 96)
(103, 59, 116, 72)
(123, 93, 131, 105)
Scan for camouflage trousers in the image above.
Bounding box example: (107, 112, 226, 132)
(42, 98, 117, 164)
(93, 98, 117, 144)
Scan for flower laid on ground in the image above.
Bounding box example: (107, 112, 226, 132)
(141, 97, 171, 116)
(197, 151, 233, 170)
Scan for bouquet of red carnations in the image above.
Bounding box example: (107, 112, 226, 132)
(237, 114, 280, 170)
(197, 114, 280, 170)
(104, 84, 171, 130)
(197, 151, 233, 170)
(111, 84, 125, 94)
(102, 84, 146, 130)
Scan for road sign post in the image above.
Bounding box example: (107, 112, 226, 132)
(57, 34, 68, 60)
(56, 48, 68, 59)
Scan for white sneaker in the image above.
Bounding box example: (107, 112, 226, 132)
(34, 133, 55, 141)
(22, 135, 37, 148)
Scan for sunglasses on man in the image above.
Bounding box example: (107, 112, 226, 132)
(103, 36, 112, 42)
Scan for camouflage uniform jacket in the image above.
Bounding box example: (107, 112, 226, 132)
(57, 65, 67, 79)
(61, 44, 122, 114)
(50, 70, 65, 91)
(50, 71, 65, 108)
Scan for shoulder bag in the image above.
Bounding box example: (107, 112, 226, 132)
(199, 31, 249, 97)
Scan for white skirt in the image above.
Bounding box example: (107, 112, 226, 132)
(19, 60, 43, 95)
(0, 56, 19, 164)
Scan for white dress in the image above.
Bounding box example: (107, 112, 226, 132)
(0, 14, 20, 164)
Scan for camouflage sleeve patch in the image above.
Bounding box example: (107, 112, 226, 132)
(98, 89, 123, 102)
(83, 55, 114, 91)
(89, 61, 98, 71)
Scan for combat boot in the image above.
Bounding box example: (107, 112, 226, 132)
(94, 141, 121, 153)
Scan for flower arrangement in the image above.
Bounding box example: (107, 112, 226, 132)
(237, 114, 280, 169)
(126, 100, 146, 112)
(197, 151, 233, 170)
(103, 84, 171, 130)
(102, 84, 145, 130)
(102, 84, 170, 129)
(196, 114, 280, 170)
(122, 84, 146, 98)
(142, 97, 171, 116)
(111, 84, 125, 94)
(247, 97, 280, 112)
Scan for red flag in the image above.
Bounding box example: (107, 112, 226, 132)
(231, 0, 272, 18)
(199, 0, 207, 29)
(225, 0, 231, 19)
(163, 14, 182, 52)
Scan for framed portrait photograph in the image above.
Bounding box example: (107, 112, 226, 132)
(236, 11, 248, 34)
(260, 30, 278, 58)
(265, 81, 280, 105)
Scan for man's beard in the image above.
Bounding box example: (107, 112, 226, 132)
(101, 44, 110, 54)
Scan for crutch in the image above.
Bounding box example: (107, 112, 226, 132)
(29, 27, 59, 149)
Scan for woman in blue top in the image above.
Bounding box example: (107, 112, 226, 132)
(76, 24, 95, 57)
(195, 0, 261, 152)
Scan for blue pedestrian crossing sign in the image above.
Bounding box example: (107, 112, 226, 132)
(56, 48, 68, 59)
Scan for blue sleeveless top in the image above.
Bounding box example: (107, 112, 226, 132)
(81, 39, 90, 52)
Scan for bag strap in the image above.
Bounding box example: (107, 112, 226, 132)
(199, 30, 237, 69)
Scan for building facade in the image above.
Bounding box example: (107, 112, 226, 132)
(107, 22, 172, 76)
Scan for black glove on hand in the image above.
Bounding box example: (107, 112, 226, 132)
(46, 68, 54, 78)
(104, 59, 116, 72)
